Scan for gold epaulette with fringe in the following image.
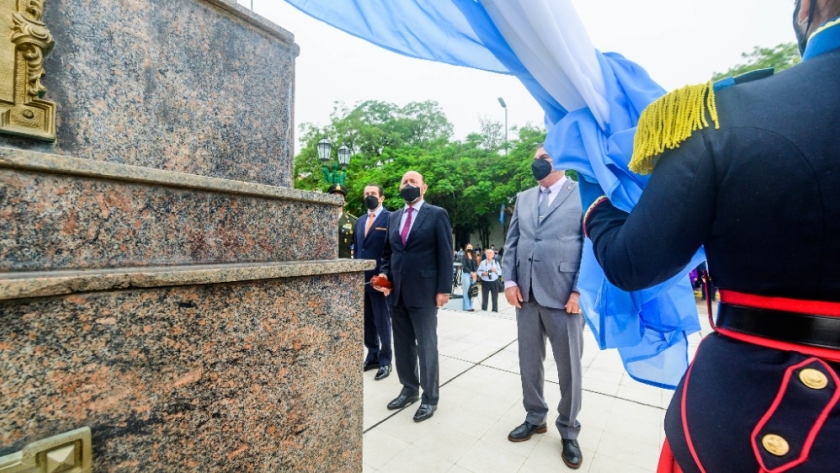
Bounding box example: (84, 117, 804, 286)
(629, 81, 719, 175)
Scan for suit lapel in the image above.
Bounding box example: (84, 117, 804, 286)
(541, 181, 576, 222)
(391, 208, 405, 249)
(363, 210, 387, 243)
(525, 187, 540, 229)
(406, 205, 430, 247)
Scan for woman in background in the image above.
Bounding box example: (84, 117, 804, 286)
(461, 244, 477, 312)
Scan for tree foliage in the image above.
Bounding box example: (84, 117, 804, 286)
(712, 43, 801, 81)
(293, 100, 545, 249)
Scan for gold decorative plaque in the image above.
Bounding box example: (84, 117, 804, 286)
(0, 427, 92, 473)
(0, 0, 55, 141)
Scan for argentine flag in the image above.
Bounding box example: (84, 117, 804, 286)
(285, 0, 704, 389)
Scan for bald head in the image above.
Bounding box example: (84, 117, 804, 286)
(399, 170, 428, 204)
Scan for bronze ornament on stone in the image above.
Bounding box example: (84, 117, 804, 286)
(0, 427, 92, 473)
(0, 0, 55, 141)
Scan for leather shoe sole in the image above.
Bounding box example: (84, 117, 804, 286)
(413, 404, 437, 422)
(374, 365, 391, 381)
(387, 395, 419, 410)
(363, 362, 380, 372)
(562, 455, 582, 470)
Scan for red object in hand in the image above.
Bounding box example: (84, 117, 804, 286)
(371, 275, 393, 290)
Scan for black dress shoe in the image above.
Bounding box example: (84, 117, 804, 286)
(507, 421, 547, 442)
(387, 394, 419, 410)
(413, 403, 437, 422)
(561, 438, 582, 469)
(374, 365, 391, 380)
(363, 360, 380, 372)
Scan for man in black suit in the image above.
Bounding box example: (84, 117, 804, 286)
(354, 184, 392, 381)
(374, 170, 453, 422)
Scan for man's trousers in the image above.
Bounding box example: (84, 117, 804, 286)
(391, 301, 439, 405)
(363, 290, 392, 366)
(516, 298, 584, 439)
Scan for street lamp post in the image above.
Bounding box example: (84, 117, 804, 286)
(318, 138, 352, 185)
(498, 97, 508, 155)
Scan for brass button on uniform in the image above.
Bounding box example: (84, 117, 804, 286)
(762, 434, 790, 457)
(799, 368, 828, 390)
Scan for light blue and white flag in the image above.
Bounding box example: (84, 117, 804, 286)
(285, 0, 703, 389)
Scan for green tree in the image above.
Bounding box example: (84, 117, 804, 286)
(293, 101, 546, 249)
(712, 43, 801, 81)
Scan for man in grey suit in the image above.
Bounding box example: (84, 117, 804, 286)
(502, 145, 584, 470)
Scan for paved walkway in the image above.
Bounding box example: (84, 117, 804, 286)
(362, 291, 713, 473)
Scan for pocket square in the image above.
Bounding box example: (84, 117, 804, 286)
(375, 227, 387, 231)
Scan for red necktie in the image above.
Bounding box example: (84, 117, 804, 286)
(400, 207, 414, 246)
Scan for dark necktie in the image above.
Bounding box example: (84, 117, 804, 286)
(400, 207, 414, 246)
(538, 187, 551, 224)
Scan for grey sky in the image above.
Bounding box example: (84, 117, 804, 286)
(239, 0, 795, 153)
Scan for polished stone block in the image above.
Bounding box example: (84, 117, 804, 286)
(1, 0, 298, 187)
(0, 166, 337, 272)
(0, 273, 363, 472)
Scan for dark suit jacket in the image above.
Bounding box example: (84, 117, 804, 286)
(353, 208, 390, 293)
(380, 201, 454, 308)
(584, 49, 840, 473)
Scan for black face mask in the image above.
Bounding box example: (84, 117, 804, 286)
(793, 0, 814, 56)
(364, 195, 380, 210)
(532, 159, 553, 181)
(400, 184, 421, 203)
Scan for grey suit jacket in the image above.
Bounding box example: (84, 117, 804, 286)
(502, 180, 583, 310)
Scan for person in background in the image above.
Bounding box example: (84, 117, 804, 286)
(478, 248, 501, 312)
(328, 183, 357, 259)
(461, 243, 478, 312)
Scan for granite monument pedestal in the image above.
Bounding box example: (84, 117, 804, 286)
(0, 1, 370, 471)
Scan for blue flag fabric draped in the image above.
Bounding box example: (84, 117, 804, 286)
(285, 0, 703, 389)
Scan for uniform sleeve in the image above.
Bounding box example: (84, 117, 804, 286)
(584, 132, 717, 291)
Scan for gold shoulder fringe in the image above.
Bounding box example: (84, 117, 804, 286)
(629, 81, 719, 175)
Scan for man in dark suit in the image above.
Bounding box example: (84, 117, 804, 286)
(374, 170, 453, 422)
(502, 145, 584, 469)
(354, 184, 392, 381)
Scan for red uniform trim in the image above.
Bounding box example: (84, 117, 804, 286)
(680, 342, 708, 473)
(714, 290, 840, 361)
(719, 290, 840, 317)
(582, 195, 609, 238)
(715, 327, 840, 363)
(656, 439, 684, 473)
(750, 358, 840, 473)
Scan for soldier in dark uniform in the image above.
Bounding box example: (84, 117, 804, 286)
(329, 184, 358, 259)
(580, 1, 840, 472)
